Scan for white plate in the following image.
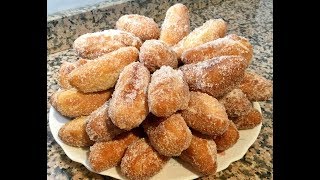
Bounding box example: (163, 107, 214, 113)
(49, 102, 262, 180)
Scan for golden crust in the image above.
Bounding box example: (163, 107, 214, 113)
(108, 62, 151, 130)
(50, 89, 112, 118)
(58, 59, 88, 89)
(88, 131, 140, 172)
(86, 101, 124, 142)
(120, 138, 170, 180)
(173, 19, 227, 58)
(230, 108, 262, 130)
(73, 29, 142, 59)
(159, 3, 190, 46)
(116, 14, 160, 41)
(148, 66, 190, 117)
(219, 88, 252, 117)
(181, 34, 253, 64)
(179, 133, 217, 175)
(68, 47, 139, 93)
(238, 71, 273, 101)
(213, 121, 239, 151)
(139, 40, 178, 72)
(143, 114, 192, 156)
(181, 91, 229, 136)
(179, 55, 248, 98)
(58, 116, 94, 147)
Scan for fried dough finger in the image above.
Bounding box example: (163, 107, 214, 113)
(230, 108, 262, 130)
(213, 121, 239, 151)
(58, 59, 88, 89)
(68, 47, 139, 93)
(58, 116, 94, 147)
(50, 89, 112, 118)
(109, 62, 150, 130)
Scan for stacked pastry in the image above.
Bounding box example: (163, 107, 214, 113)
(50, 3, 272, 179)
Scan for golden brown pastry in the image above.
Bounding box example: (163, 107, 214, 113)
(173, 18, 227, 58)
(179, 55, 248, 98)
(58, 59, 88, 89)
(73, 29, 142, 59)
(148, 66, 190, 117)
(68, 47, 139, 93)
(139, 40, 178, 72)
(159, 3, 190, 46)
(50, 88, 112, 117)
(120, 138, 170, 180)
(213, 121, 239, 151)
(181, 34, 253, 64)
(58, 116, 94, 147)
(108, 62, 150, 130)
(142, 114, 192, 156)
(179, 132, 218, 175)
(181, 91, 229, 136)
(238, 71, 273, 101)
(86, 101, 124, 142)
(116, 14, 160, 41)
(219, 88, 252, 117)
(88, 131, 140, 172)
(230, 108, 262, 130)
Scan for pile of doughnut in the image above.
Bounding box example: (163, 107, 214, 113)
(50, 3, 272, 179)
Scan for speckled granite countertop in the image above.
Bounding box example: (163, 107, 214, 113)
(47, 0, 273, 179)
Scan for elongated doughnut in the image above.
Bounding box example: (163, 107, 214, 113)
(58, 116, 94, 147)
(173, 18, 227, 58)
(213, 121, 239, 151)
(181, 34, 253, 64)
(86, 101, 124, 142)
(142, 114, 192, 156)
(139, 40, 178, 72)
(120, 138, 170, 180)
(181, 91, 229, 136)
(58, 59, 88, 89)
(238, 71, 273, 101)
(159, 3, 190, 46)
(68, 47, 139, 93)
(108, 62, 150, 130)
(148, 66, 190, 117)
(88, 131, 140, 172)
(73, 29, 142, 59)
(116, 14, 160, 41)
(179, 133, 217, 175)
(50, 89, 112, 117)
(179, 55, 248, 98)
(230, 108, 262, 130)
(219, 88, 252, 117)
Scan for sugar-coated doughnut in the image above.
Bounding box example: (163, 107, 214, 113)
(181, 34, 253, 64)
(73, 29, 142, 59)
(173, 19, 227, 58)
(58, 116, 94, 147)
(139, 40, 178, 72)
(120, 138, 170, 180)
(179, 132, 217, 175)
(108, 62, 150, 130)
(219, 88, 252, 117)
(238, 71, 273, 101)
(213, 121, 239, 151)
(230, 108, 262, 130)
(86, 101, 124, 142)
(68, 47, 139, 93)
(148, 66, 190, 117)
(58, 59, 88, 89)
(142, 114, 192, 156)
(181, 91, 229, 136)
(116, 14, 160, 41)
(179, 55, 248, 98)
(50, 89, 112, 117)
(159, 3, 190, 46)
(88, 131, 140, 172)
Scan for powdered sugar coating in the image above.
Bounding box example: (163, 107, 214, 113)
(160, 3, 190, 46)
(108, 62, 151, 130)
(58, 59, 88, 89)
(143, 114, 192, 156)
(73, 29, 142, 59)
(120, 138, 170, 180)
(180, 55, 248, 98)
(116, 14, 160, 41)
(139, 40, 178, 72)
(181, 34, 253, 64)
(148, 66, 190, 117)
